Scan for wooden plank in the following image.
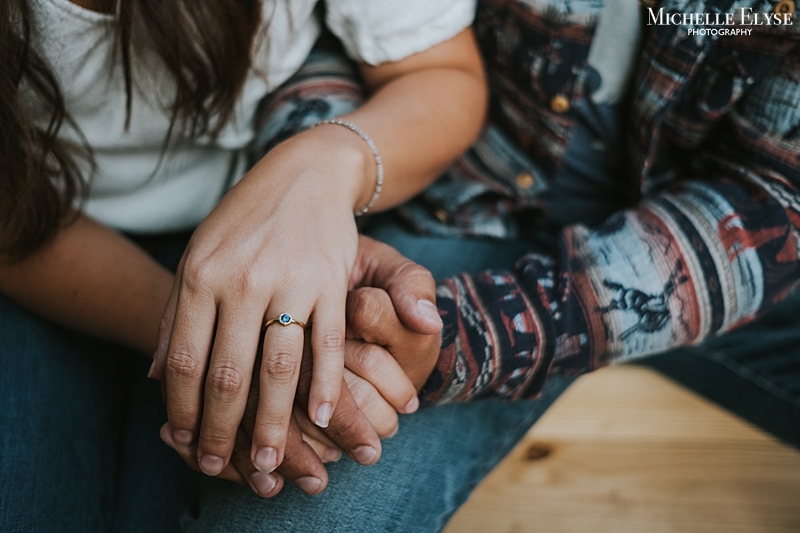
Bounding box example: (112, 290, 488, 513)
(444, 366, 800, 533)
(531, 366, 778, 442)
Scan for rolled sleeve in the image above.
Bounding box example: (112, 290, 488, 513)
(325, 0, 476, 65)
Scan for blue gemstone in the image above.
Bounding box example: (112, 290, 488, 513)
(279, 313, 291, 325)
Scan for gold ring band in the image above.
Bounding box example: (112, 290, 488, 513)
(265, 313, 306, 329)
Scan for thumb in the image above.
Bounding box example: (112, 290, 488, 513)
(353, 235, 442, 335)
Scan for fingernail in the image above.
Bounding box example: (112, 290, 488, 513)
(147, 357, 157, 379)
(417, 300, 443, 326)
(402, 395, 419, 414)
(254, 447, 278, 472)
(159, 424, 174, 446)
(199, 454, 224, 476)
(251, 472, 277, 495)
(314, 402, 333, 428)
(173, 429, 193, 445)
(296, 476, 322, 495)
(352, 445, 377, 465)
(323, 448, 342, 463)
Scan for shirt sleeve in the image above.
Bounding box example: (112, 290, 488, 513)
(422, 166, 800, 404)
(324, 0, 476, 65)
(420, 13, 800, 405)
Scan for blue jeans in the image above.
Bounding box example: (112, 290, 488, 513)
(185, 220, 800, 532)
(0, 236, 199, 533)
(0, 229, 571, 533)
(1, 221, 798, 533)
(3, 50, 799, 533)
(0, 318, 185, 533)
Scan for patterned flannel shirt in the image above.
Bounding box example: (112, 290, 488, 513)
(415, 0, 800, 403)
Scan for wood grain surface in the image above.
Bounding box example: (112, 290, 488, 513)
(443, 366, 800, 533)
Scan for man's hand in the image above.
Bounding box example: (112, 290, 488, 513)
(348, 236, 442, 390)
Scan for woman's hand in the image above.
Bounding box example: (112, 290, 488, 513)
(155, 234, 441, 497)
(154, 25, 484, 480)
(160, 329, 405, 499)
(155, 126, 375, 478)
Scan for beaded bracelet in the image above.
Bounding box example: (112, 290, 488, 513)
(314, 118, 384, 216)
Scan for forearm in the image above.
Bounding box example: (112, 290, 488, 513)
(256, 29, 486, 215)
(423, 173, 800, 404)
(0, 214, 173, 355)
(343, 29, 487, 210)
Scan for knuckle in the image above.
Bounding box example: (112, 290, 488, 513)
(262, 351, 298, 382)
(201, 426, 235, 450)
(316, 330, 345, 352)
(166, 350, 202, 381)
(397, 262, 434, 285)
(348, 378, 373, 409)
(206, 364, 247, 398)
(233, 268, 258, 296)
(182, 256, 215, 294)
(327, 415, 361, 442)
(352, 343, 382, 376)
(257, 410, 291, 432)
(350, 290, 383, 332)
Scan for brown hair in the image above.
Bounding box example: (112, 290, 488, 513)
(0, 0, 263, 261)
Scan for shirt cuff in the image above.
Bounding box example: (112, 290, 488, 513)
(419, 278, 462, 405)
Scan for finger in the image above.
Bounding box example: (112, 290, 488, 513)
(308, 290, 346, 429)
(346, 287, 434, 391)
(273, 417, 329, 496)
(163, 281, 217, 448)
(229, 426, 284, 498)
(240, 378, 330, 496)
(343, 369, 399, 438)
(149, 261, 183, 381)
(293, 404, 338, 451)
(160, 423, 245, 485)
(324, 385, 382, 465)
(251, 304, 306, 473)
(296, 366, 381, 466)
(353, 236, 441, 334)
(231, 366, 287, 497)
(302, 434, 342, 463)
(344, 338, 418, 414)
(196, 301, 262, 476)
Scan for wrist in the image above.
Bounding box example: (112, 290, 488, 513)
(289, 123, 376, 213)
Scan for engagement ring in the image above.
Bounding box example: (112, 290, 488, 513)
(265, 313, 306, 329)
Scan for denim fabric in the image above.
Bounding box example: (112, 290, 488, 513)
(2, 34, 797, 533)
(178, 221, 572, 533)
(0, 296, 200, 533)
(181, 219, 800, 533)
(0, 225, 571, 533)
(183, 384, 570, 533)
(642, 292, 800, 447)
(539, 98, 631, 230)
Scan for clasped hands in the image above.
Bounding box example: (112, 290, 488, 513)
(150, 236, 441, 497)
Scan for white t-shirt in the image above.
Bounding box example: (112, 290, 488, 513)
(30, 0, 476, 233)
